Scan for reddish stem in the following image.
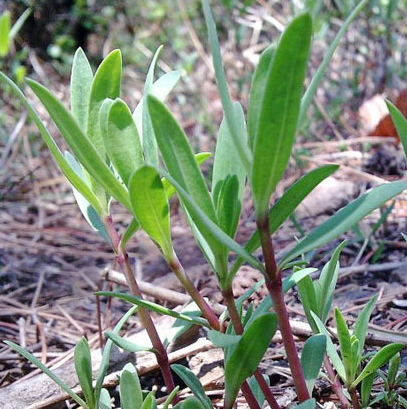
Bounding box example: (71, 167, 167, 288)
(349, 388, 361, 409)
(323, 356, 350, 409)
(257, 217, 310, 403)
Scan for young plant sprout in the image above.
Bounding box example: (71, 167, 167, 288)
(2, 1, 406, 409)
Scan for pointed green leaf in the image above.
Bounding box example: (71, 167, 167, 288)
(247, 44, 275, 149)
(87, 49, 122, 158)
(163, 386, 180, 409)
(27, 78, 132, 211)
(4, 341, 88, 409)
(9, 8, 31, 40)
(224, 313, 277, 409)
(297, 275, 319, 333)
(201, 0, 251, 173)
(74, 337, 95, 409)
(0, 11, 11, 57)
(129, 165, 173, 258)
(361, 373, 375, 408)
(120, 363, 143, 409)
(387, 100, 407, 159)
(71, 48, 93, 131)
(248, 374, 269, 408)
(299, 0, 369, 127)
(105, 332, 154, 353)
(141, 391, 157, 409)
(119, 218, 141, 251)
(388, 352, 400, 385)
(171, 364, 214, 409)
(280, 181, 407, 267)
(97, 291, 210, 327)
(353, 294, 378, 360)
(0, 73, 106, 216)
(301, 334, 326, 394)
(106, 98, 143, 185)
(311, 311, 346, 381)
(335, 308, 353, 384)
(95, 306, 138, 404)
(351, 343, 405, 388)
(229, 164, 338, 278)
(251, 13, 312, 218)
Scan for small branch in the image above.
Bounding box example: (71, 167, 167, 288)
(323, 356, 350, 409)
(349, 388, 361, 409)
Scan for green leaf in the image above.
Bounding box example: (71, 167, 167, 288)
(248, 374, 269, 408)
(399, 395, 407, 409)
(299, 0, 369, 127)
(361, 373, 375, 408)
(388, 352, 400, 385)
(301, 334, 326, 394)
(120, 363, 143, 409)
(351, 343, 405, 388)
(280, 181, 407, 267)
(201, 0, 251, 173)
(212, 102, 246, 206)
(310, 311, 346, 381)
(0, 74, 107, 216)
(157, 169, 265, 276)
(0, 11, 11, 57)
(353, 294, 378, 360)
(163, 386, 180, 409)
(64, 152, 110, 242)
(9, 8, 31, 40)
(207, 331, 241, 347)
(335, 308, 353, 384)
(224, 313, 277, 409)
(74, 337, 95, 409)
(141, 391, 157, 409)
(318, 241, 347, 323)
(27, 78, 132, 211)
(133, 70, 181, 135)
(97, 291, 210, 328)
(387, 100, 407, 160)
(250, 13, 312, 218)
(105, 332, 154, 353)
(95, 306, 138, 405)
(129, 165, 173, 258)
(5, 341, 88, 409)
(99, 388, 112, 409)
(71, 48, 93, 131)
(87, 49, 122, 159)
(142, 46, 163, 165)
(106, 98, 143, 185)
(297, 275, 319, 333)
(293, 398, 317, 409)
(171, 364, 213, 409)
(247, 44, 275, 150)
(182, 397, 206, 409)
(229, 164, 338, 279)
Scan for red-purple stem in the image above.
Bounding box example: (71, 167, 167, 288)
(323, 356, 350, 408)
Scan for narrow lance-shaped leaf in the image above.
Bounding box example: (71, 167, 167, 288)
(171, 364, 214, 409)
(129, 166, 173, 259)
(224, 313, 277, 409)
(27, 78, 132, 211)
(119, 218, 141, 251)
(297, 275, 319, 332)
(251, 13, 312, 218)
(300, 334, 326, 394)
(71, 48, 93, 131)
(352, 294, 378, 361)
(106, 98, 144, 185)
(9, 8, 31, 40)
(229, 164, 338, 280)
(5, 341, 88, 409)
(298, 0, 369, 127)
(96, 291, 210, 328)
(201, 0, 251, 173)
(0, 11, 11, 57)
(74, 337, 95, 409)
(105, 332, 155, 353)
(335, 308, 353, 384)
(87, 49, 122, 159)
(280, 181, 407, 267)
(351, 343, 405, 388)
(0, 73, 106, 216)
(99, 389, 112, 409)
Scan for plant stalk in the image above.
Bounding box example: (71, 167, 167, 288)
(349, 387, 361, 409)
(104, 216, 178, 402)
(257, 217, 310, 403)
(168, 255, 221, 331)
(222, 288, 281, 409)
(323, 356, 350, 409)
